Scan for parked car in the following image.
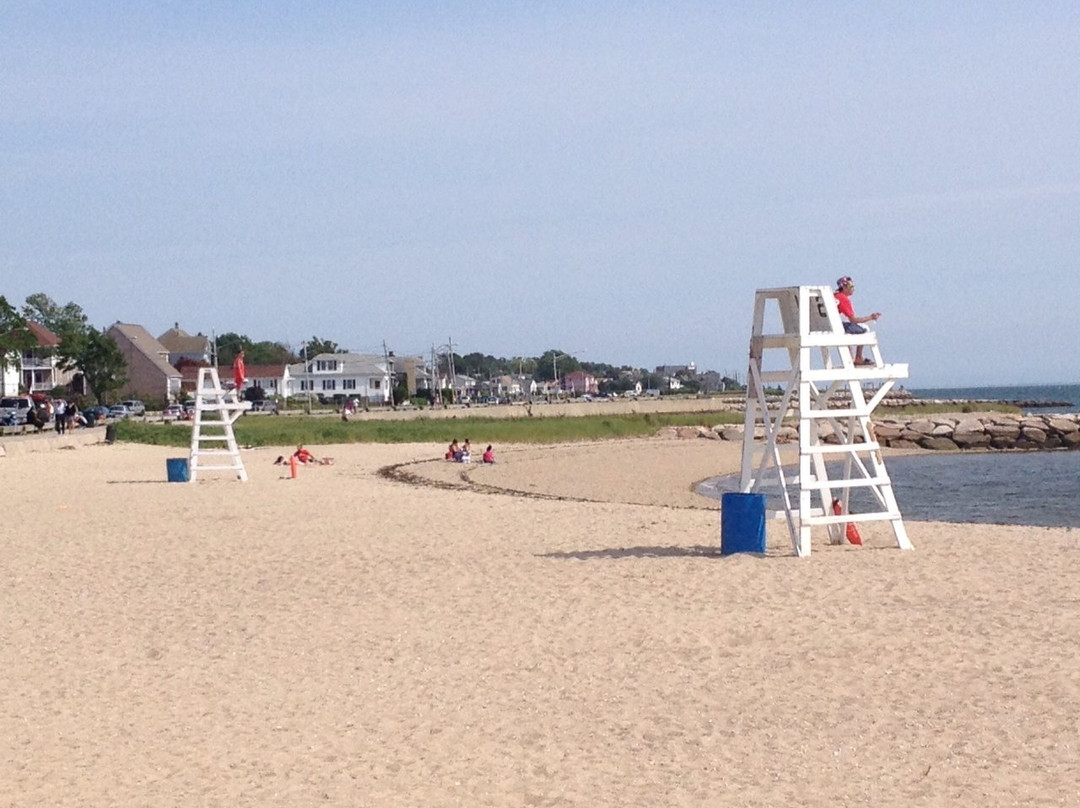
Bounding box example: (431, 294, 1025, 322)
(82, 405, 111, 425)
(108, 404, 132, 419)
(121, 399, 146, 416)
(163, 404, 183, 419)
(250, 400, 279, 413)
(182, 400, 196, 414)
(0, 395, 35, 425)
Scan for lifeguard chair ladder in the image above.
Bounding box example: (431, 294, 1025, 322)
(739, 286, 913, 557)
(189, 367, 251, 482)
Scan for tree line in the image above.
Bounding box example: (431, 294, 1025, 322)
(3, 291, 714, 403)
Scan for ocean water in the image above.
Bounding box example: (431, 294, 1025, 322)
(910, 383, 1080, 414)
(697, 383, 1080, 527)
(699, 451, 1080, 528)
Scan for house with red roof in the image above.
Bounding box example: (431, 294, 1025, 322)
(19, 321, 81, 395)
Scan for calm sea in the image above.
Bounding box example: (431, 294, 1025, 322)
(699, 453, 1080, 528)
(910, 383, 1080, 414)
(698, 383, 1080, 528)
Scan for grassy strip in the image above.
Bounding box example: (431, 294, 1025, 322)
(114, 401, 1020, 449)
(882, 403, 1021, 415)
(115, 411, 745, 448)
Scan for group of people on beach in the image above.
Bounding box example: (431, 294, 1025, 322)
(0, 397, 88, 433)
(446, 438, 495, 464)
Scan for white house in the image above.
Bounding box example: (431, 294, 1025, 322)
(1, 358, 18, 395)
(286, 353, 393, 405)
(243, 363, 292, 399)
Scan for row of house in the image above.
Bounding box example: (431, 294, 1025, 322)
(117, 324, 403, 405)
(0, 322, 400, 405)
(4, 320, 699, 405)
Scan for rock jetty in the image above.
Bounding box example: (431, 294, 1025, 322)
(680, 412, 1080, 451)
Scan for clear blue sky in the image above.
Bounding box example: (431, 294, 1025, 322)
(3, 2, 1077, 387)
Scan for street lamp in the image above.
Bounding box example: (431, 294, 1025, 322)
(553, 350, 584, 397)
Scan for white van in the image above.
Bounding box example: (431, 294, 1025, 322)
(0, 396, 35, 425)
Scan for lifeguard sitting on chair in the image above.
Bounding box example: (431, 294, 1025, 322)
(834, 276, 881, 366)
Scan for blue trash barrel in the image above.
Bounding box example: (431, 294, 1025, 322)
(166, 457, 190, 483)
(721, 492, 766, 554)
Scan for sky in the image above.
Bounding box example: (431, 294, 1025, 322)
(2, 1, 1078, 387)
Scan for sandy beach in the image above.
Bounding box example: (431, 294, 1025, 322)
(3, 435, 1079, 806)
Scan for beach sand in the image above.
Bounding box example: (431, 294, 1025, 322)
(2, 436, 1079, 806)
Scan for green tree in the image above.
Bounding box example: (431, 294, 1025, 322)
(63, 326, 129, 404)
(214, 332, 251, 366)
(20, 293, 127, 403)
(247, 341, 297, 365)
(213, 334, 296, 366)
(301, 337, 341, 359)
(22, 292, 88, 341)
(535, 349, 581, 382)
(1, 296, 35, 385)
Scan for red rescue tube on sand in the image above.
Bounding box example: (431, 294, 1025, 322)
(832, 498, 862, 545)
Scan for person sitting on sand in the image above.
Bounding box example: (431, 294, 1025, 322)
(446, 439, 459, 461)
(482, 445, 494, 464)
(459, 438, 471, 463)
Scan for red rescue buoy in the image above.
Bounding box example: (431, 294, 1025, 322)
(832, 498, 862, 545)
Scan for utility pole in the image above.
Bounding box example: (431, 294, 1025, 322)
(447, 336, 456, 405)
(431, 344, 439, 407)
(382, 340, 396, 410)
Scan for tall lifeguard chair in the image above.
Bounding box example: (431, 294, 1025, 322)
(188, 367, 251, 482)
(740, 286, 913, 557)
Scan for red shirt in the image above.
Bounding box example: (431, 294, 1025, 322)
(834, 291, 855, 320)
(233, 355, 246, 387)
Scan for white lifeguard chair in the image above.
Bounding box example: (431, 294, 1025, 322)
(188, 367, 251, 482)
(739, 286, 913, 557)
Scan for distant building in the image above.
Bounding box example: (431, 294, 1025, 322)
(286, 352, 394, 405)
(18, 321, 79, 395)
(106, 322, 182, 402)
(157, 323, 214, 367)
(393, 355, 434, 397)
(178, 363, 292, 399)
(561, 369, 599, 395)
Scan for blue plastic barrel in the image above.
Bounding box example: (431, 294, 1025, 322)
(721, 492, 766, 555)
(166, 457, 190, 483)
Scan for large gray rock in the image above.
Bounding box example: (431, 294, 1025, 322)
(952, 429, 992, 448)
(984, 422, 1021, 438)
(921, 436, 959, 451)
(720, 426, 744, 441)
(906, 419, 937, 435)
(872, 424, 903, 440)
(888, 439, 921, 450)
(955, 418, 987, 434)
(1020, 426, 1048, 443)
(776, 426, 799, 443)
(1048, 417, 1079, 434)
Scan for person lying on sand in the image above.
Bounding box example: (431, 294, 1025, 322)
(273, 446, 334, 466)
